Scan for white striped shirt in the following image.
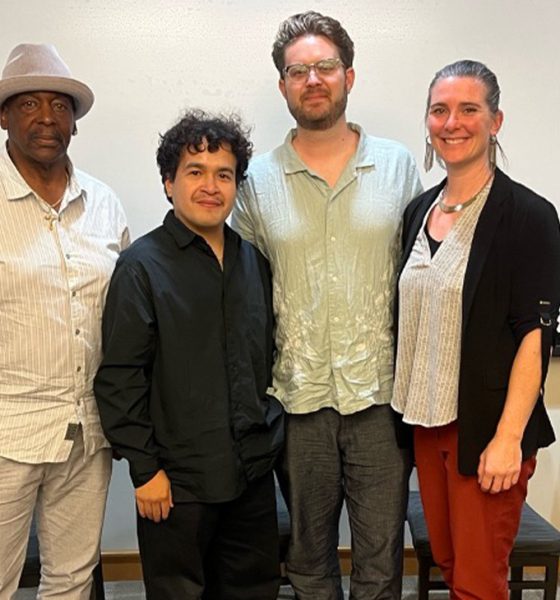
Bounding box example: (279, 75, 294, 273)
(0, 147, 129, 463)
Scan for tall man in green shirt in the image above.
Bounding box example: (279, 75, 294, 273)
(233, 11, 422, 600)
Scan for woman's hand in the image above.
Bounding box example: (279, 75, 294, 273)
(135, 469, 174, 522)
(477, 433, 522, 493)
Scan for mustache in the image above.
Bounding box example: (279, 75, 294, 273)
(29, 129, 64, 143)
(301, 89, 331, 100)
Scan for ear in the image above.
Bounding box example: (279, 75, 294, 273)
(164, 178, 174, 200)
(0, 106, 7, 131)
(492, 109, 504, 136)
(278, 77, 288, 100)
(345, 67, 355, 93)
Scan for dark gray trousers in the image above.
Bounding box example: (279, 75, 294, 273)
(281, 404, 411, 600)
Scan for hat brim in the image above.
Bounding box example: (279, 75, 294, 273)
(0, 75, 94, 119)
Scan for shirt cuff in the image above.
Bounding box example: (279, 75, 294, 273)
(129, 457, 161, 488)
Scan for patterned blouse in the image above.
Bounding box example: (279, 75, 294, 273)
(392, 181, 492, 426)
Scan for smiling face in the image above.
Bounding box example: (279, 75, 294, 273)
(279, 34, 354, 131)
(426, 76, 503, 174)
(0, 91, 75, 171)
(426, 77, 503, 171)
(164, 142, 237, 240)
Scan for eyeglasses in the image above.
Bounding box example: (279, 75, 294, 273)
(283, 58, 344, 82)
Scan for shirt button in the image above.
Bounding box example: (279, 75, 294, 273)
(332, 276, 338, 282)
(75, 329, 80, 335)
(333, 317, 340, 323)
(76, 366, 82, 372)
(330, 236, 336, 242)
(71, 291, 77, 297)
(65, 253, 71, 260)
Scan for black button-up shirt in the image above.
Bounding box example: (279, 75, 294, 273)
(94, 211, 283, 503)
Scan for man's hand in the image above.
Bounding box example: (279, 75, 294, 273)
(135, 469, 174, 522)
(477, 433, 522, 494)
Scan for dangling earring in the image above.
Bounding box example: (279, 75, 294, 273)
(424, 136, 434, 172)
(72, 124, 78, 136)
(489, 134, 497, 169)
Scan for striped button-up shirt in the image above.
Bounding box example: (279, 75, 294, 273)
(0, 147, 129, 463)
(233, 125, 422, 415)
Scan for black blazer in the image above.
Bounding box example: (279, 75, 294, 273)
(395, 168, 560, 475)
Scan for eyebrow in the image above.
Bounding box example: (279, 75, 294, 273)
(430, 100, 483, 108)
(13, 92, 74, 112)
(183, 162, 235, 175)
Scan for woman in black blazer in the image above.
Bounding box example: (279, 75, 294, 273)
(392, 60, 560, 599)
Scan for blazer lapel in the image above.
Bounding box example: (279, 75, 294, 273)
(461, 168, 510, 334)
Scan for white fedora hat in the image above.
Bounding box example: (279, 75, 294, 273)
(0, 43, 94, 119)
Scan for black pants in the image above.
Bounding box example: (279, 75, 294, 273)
(136, 471, 280, 600)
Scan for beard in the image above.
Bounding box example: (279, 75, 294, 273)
(287, 89, 348, 131)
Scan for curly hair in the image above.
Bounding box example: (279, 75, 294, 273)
(272, 11, 354, 77)
(156, 109, 253, 201)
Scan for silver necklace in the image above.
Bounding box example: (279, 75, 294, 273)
(438, 174, 493, 214)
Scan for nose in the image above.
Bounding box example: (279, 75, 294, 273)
(201, 173, 219, 193)
(37, 101, 55, 124)
(305, 66, 322, 85)
(444, 109, 461, 130)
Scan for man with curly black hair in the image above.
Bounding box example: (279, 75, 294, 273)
(94, 109, 284, 600)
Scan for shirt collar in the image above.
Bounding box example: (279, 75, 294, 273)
(163, 210, 241, 252)
(163, 210, 197, 247)
(67, 163, 85, 204)
(280, 122, 376, 175)
(1, 142, 84, 205)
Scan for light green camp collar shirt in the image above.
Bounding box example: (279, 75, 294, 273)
(233, 124, 422, 415)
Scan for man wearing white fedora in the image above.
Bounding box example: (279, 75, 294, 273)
(0, 43, 129, 599)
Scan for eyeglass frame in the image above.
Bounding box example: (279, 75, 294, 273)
(282, 57, 345, 82)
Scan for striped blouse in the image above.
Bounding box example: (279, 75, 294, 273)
(392, 182, 491, 426)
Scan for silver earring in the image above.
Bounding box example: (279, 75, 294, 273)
(489, 134, 497, 169)
(424, 136, 434, 172)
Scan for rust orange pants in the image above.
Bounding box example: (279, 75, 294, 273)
(414, 422, 536, 600)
